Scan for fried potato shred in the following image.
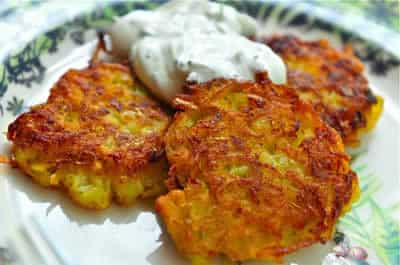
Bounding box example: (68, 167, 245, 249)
(265, 35, 383, 146)
(157, 78, 359, 263)
(7, 62, 170, 209)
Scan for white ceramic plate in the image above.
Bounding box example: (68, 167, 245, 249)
(0, 1, 399, 265)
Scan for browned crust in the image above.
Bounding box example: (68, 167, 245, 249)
(158, 78, 358, 262)
(0, 155, 10, 164)
(265, 35, 380, 145)
(7, 62, 170, 176)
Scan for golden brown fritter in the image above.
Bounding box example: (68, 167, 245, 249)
(156, 77, 359, 263)
(265, 35, 383, 146)
(7, 62, 170, 209)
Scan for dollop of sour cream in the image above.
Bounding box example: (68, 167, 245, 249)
(108, 0, 287, 103)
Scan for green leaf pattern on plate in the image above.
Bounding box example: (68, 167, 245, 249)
(310, 0, 400, 32)
(339, 164, 400, 265)
(0, 1, 398, 265)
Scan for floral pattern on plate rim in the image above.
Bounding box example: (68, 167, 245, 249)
(0, 1, 398, 265)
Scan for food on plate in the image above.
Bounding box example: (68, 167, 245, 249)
(7, 62, 170, 209)
(156, 78, 359, 263)
(107, 0, 287, 103)
(265, 35, 383, 146)
(3, 0, 372, 262)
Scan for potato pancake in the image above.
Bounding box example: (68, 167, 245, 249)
(157, 78, 359, 263)
(265, 35, 383, 146)
(7, 62, 170, 209)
